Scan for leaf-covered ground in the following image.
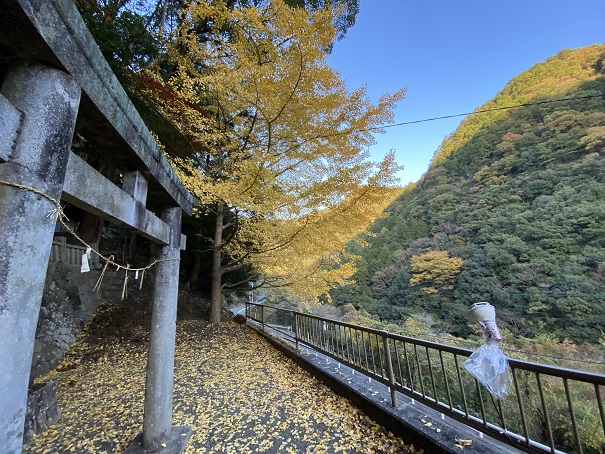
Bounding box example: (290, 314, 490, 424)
(26, 303, 418, 453)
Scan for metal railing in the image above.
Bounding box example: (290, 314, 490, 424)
(246, 302, 605, 454)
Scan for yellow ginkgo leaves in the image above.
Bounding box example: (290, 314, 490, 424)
(26, 304, 418, 453)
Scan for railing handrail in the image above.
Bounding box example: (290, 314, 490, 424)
(249, 302, 605, 384)
(246, 301, 605, 454)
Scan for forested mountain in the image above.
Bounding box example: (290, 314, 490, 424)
(330, 44, 605, 343)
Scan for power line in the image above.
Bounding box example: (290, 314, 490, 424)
(317, 93, 603, 140)
(366, 94, 604, 131)
(147, 85, 603, 148)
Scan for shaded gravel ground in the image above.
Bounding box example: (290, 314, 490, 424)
(25, 303, 418, 453)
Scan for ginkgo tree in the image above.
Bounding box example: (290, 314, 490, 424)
(409, 250, 464, 294)
(140, 0, 406, 322)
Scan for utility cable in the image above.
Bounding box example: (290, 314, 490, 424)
(316, 93, 605, 139)
(142, 89, 604, 149)
(367, 94, 604, 131)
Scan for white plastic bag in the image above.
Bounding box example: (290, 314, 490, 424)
(464, 342, 511, 400)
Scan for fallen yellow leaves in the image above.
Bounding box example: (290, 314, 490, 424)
(25, 305, 419, 453)
(455, 438, 473, 449)
(420, 418, 441, 435)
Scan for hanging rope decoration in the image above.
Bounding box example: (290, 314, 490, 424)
(0, 179, 180, 300)
(122, 264, 130, 301)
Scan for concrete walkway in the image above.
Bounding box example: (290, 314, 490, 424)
(253, 323, 523, 454)
(24, 308, 416, 453)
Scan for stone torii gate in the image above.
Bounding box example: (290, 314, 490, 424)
(0, 1, 197, 453)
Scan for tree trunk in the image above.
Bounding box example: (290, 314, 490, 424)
(159, 0, 167, 37)
(187, 222, 205, 287)
(209, 202, 225, 324)
(188, 250, 202, 287)
(77, 211, 105, 244)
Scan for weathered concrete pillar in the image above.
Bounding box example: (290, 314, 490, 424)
(129, 206, 190, 453)
(123, 170, 148, 204)
(0, 63, 80, 454)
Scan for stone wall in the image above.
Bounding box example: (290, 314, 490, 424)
(30, 260, 154, 382)
(23, 382, 60, 445)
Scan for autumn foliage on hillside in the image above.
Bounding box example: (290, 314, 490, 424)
(330, 44, 605, 344)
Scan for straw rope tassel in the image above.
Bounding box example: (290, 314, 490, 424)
(0, 180, 181, 300)
(93, 256, 113, 293)
(121, 265, 130, 301)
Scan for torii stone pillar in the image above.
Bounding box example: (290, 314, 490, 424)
(0, 63, 80, 454)
(127, 206, 191, 453)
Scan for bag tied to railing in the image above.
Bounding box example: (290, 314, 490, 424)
(464, 302, 512, 400)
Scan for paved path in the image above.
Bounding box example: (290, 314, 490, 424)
(25, 309, 416, 454)
(255, 322, 522, 454)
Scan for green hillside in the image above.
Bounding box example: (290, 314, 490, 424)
(330, 44, 605, 343)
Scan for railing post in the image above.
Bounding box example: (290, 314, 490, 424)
(261, 304, 265, 332)
(381, 331, 398, 408)
(294, 312, 299, 351)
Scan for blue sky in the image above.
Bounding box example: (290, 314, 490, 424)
(327, 0, 605, 185)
